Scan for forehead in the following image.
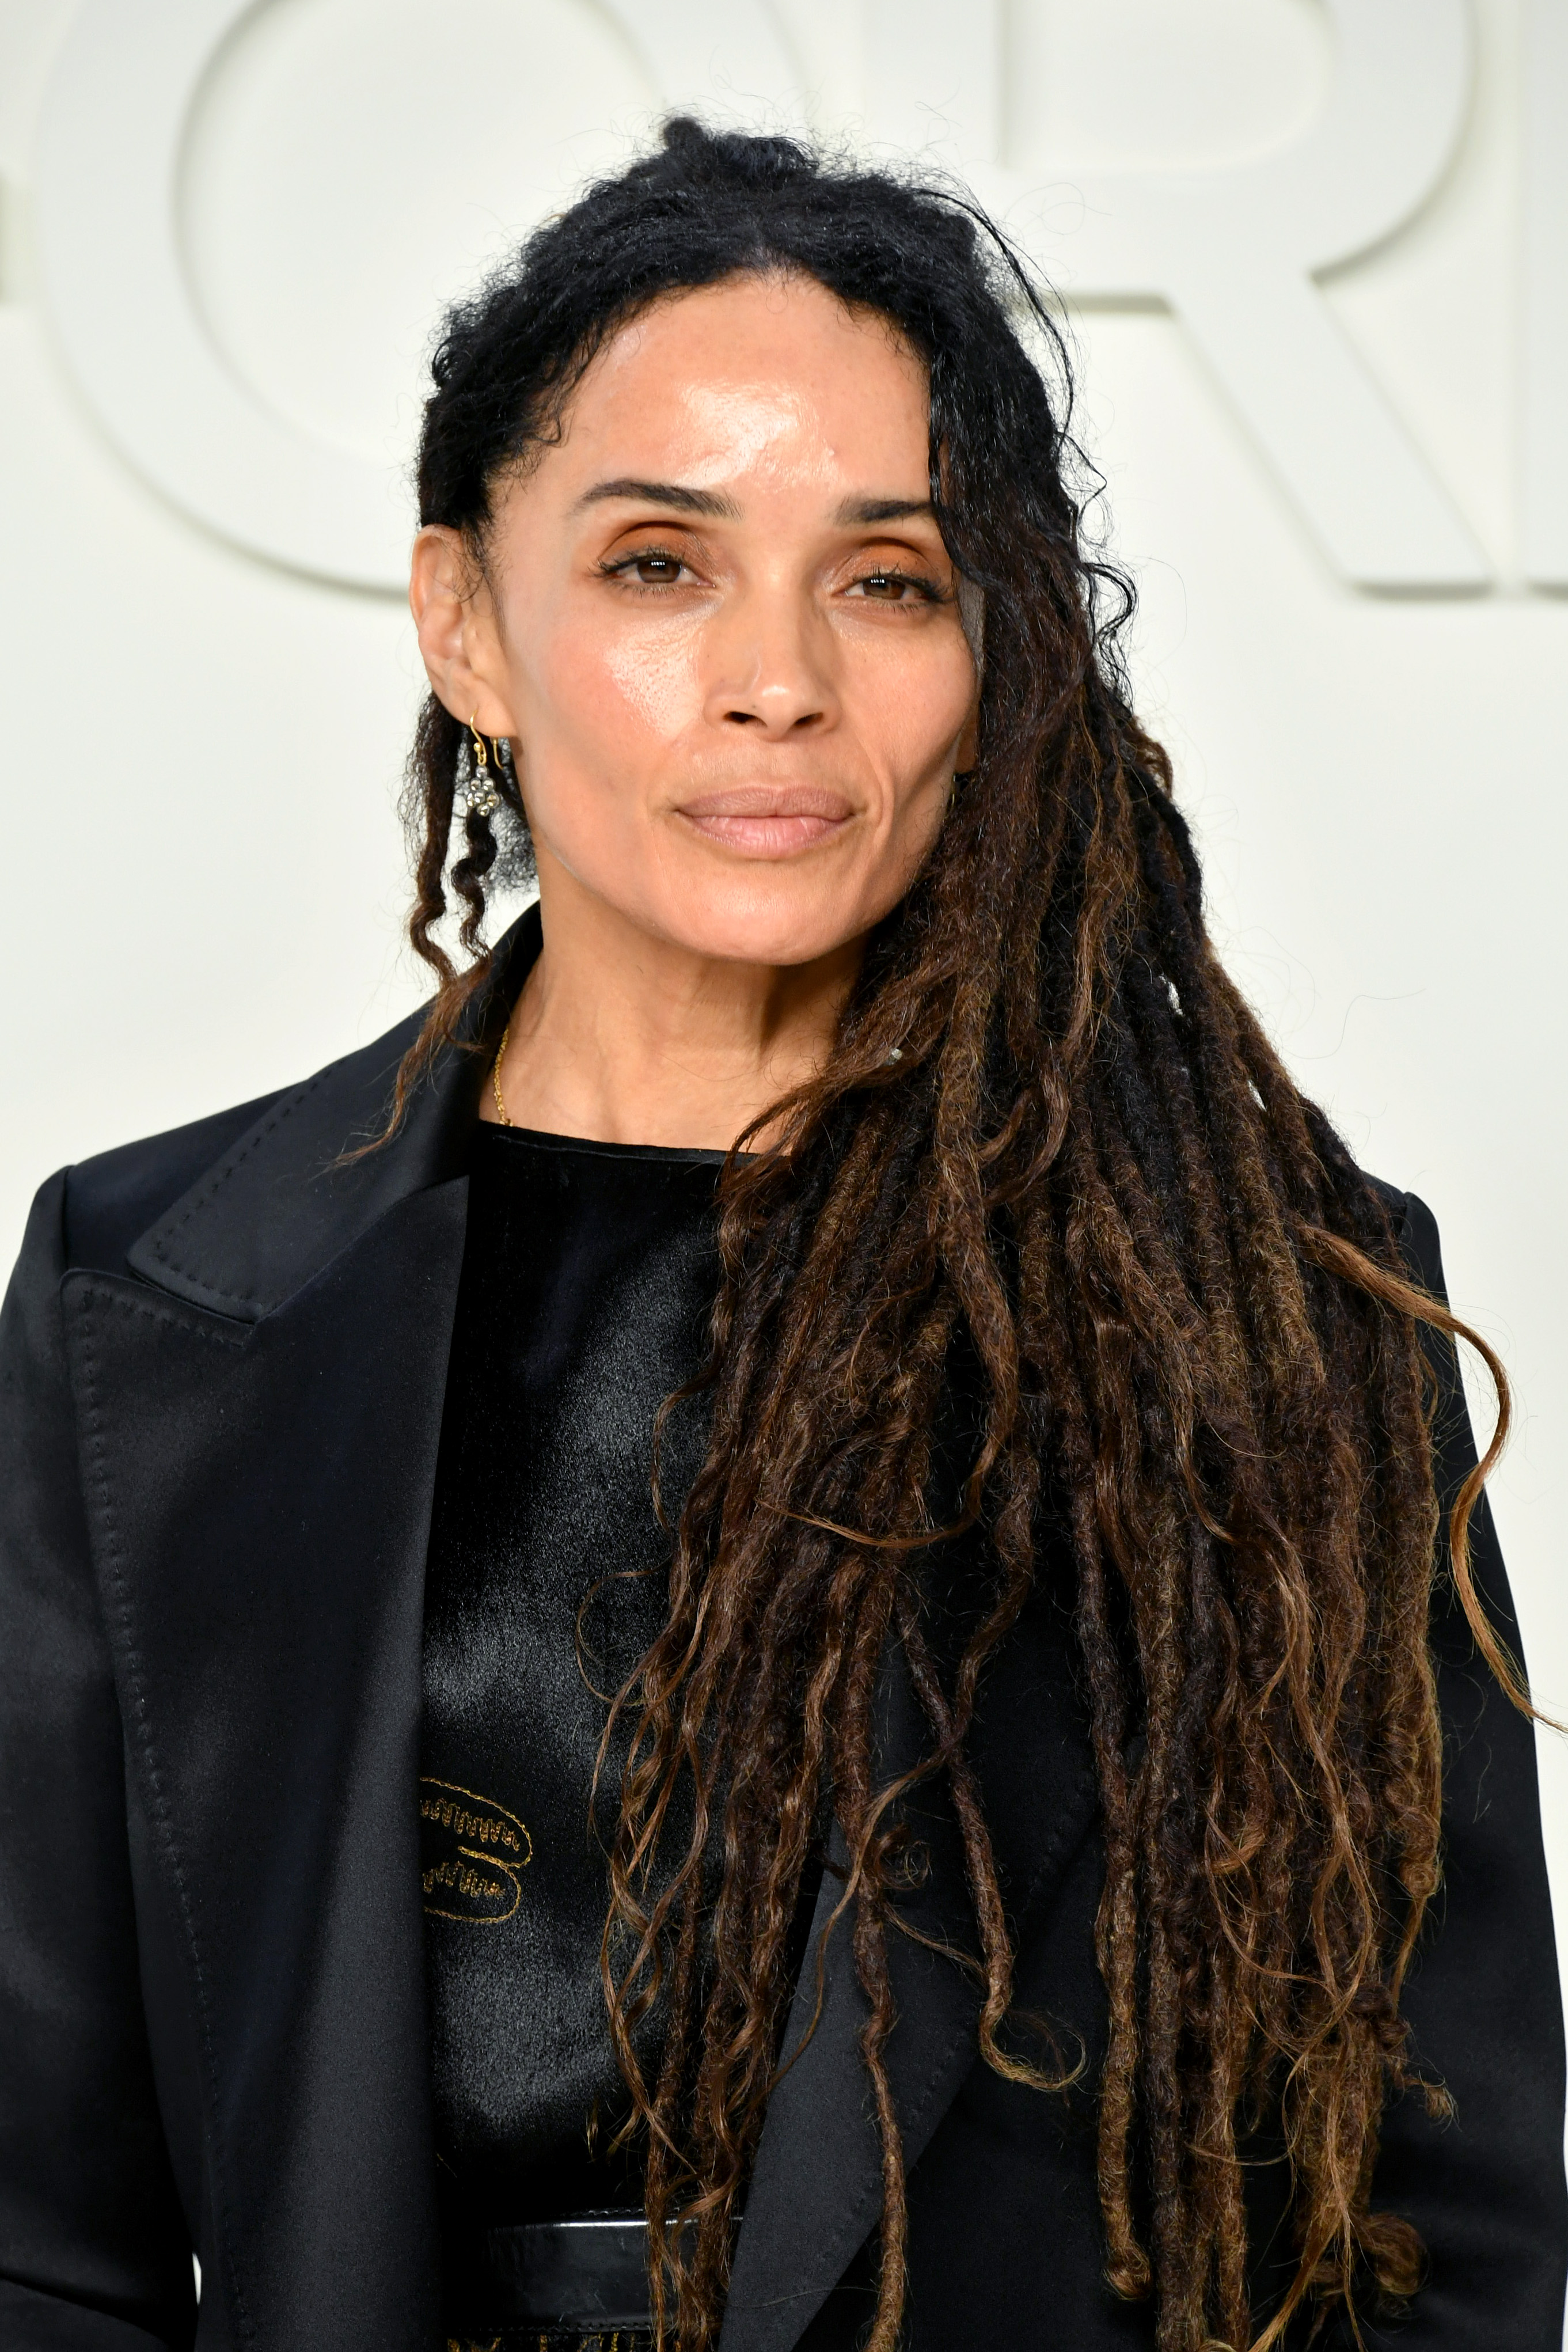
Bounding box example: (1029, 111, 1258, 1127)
(542, 273, 931, 493)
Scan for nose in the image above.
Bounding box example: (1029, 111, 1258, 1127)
(702, 580, 838, 740)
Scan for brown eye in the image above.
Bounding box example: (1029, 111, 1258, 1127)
(858, 572, 909, 601)
(630, 552, 683, 585)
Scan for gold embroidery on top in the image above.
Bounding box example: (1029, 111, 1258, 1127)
(419, 1777, 533, 1924)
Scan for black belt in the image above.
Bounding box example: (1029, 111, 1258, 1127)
(475, 2217, 658, 2330)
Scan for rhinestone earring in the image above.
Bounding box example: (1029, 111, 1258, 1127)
(466, 714, 501, 819)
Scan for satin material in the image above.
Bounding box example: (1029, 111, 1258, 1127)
(474, 2216, 665, 2327)
(423, 1127, 723, 2248)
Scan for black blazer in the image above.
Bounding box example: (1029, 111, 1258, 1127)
(2, 912, 1563, 2351)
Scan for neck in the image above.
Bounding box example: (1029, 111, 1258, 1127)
(487, 857, 859, 1151)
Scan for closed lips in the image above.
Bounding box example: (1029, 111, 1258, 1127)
(677, 787, 853, 853)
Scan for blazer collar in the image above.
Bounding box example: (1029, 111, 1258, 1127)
(58, 908, 546, 2346)
(124, 906, 541, 1321)
(64, 1188, 473, 2352)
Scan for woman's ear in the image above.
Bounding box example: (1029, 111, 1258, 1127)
(409, 525, 517, 737)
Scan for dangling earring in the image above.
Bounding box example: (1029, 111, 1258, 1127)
(466, 714, 501, 819)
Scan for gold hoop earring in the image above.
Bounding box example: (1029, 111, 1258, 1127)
(466, 714, 500, 820)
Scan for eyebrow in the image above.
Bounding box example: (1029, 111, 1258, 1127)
(574, 477, 739, 517)
(572, 480, 938, 528)
(834, 496, 936, 525)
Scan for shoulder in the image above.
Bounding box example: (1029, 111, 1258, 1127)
(57, 1091, 284, 1280)
(43, 1000, 431, 1287)
(1360, 1173, 1445, 1302)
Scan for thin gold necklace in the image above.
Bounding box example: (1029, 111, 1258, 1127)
(491, 1020, 513, 1127)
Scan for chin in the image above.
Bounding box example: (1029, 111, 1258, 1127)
(651, 881, 873, 968)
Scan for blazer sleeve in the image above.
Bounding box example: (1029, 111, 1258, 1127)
(1341, 1190, 1568, 2346)
(0, 1175, 196, 2350)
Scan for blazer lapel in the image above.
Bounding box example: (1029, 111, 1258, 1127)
(59, 912, 540, 2352)
(123, 904, 540, 1324)
(720, 1572, 1100, 2352)
(64, 1192, 465, 2351)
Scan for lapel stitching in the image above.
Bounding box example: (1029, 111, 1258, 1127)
(135, 1076, 327, 1316)
(1018, 1758, 1100, 1921)
(66, 1276, 257, 2345)
(123, 904, 541, 1326)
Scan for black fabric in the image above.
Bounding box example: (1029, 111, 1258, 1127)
(423, 1128, 722, 2250)
(472, 2216, 665, 2327)
(446, 2331, 651, 2352)
(0, 936, 1561, 2350)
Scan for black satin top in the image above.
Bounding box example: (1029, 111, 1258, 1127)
(420, 1122, 723, 2240)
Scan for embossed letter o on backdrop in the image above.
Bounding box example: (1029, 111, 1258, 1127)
(33, 0, 1568, 590)
(31, 0, 805, 587)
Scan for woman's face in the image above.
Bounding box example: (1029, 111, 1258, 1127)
(413, 272, 979, 969)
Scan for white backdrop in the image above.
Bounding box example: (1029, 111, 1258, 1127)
(2, 0, 1566, 2248)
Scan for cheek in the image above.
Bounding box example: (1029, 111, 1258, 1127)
(506, 606, 708, 889)
(597, 624, 706, 741)
(851, 638, 976, 809)
(527, 609, 705, 774)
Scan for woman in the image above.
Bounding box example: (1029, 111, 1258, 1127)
(0, 119, 1561, 2352)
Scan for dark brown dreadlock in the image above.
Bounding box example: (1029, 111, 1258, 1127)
(392, 118, 1521, 2352)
